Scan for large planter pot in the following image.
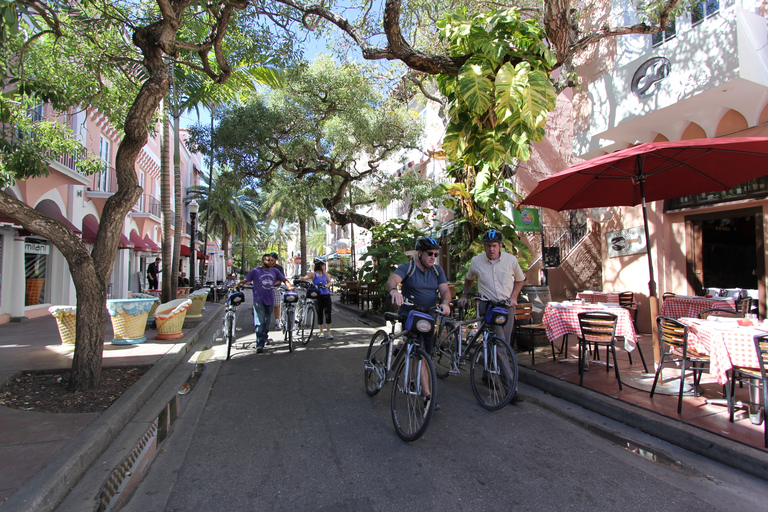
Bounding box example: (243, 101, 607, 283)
(26, 278, 45, 306)
(154, 298, 192, 340)
(49, 306, 76, 345)
(177, 287, 191, 298)
(185, 291, 208, 319)
(106, 298, 156, 345)
(130, 293, 161, 321)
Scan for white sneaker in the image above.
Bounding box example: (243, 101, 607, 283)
(326, 332, 334, 340)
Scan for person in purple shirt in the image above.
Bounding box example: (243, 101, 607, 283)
(238, 254, 294, 353)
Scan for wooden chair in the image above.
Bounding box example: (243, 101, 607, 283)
(727, 334, 768, 448)
(736, 297, 752, 316)
(651, 316, 710, 414)
(513, 303, 547, 364)
(699, 308, 742, 319)
(617, 291, 648, 371)
(576, 312, 622, 390)
(346, 281, 360, 307)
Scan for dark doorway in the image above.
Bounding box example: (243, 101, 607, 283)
(701, 215, 757, 289)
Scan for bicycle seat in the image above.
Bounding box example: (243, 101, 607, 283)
(384, 312, 401, 323)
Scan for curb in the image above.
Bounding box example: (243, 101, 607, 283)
(519, 366, 768, 482)
(0, 304, 224, 512)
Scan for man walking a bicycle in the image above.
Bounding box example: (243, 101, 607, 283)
(386, 237, 452, 409)
(239, 254, 294, 353)
(458, 229, 526, 403)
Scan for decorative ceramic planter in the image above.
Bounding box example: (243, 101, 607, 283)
(49, 306, 77, 345)
(185, 290, 208, 319)
(106, 298, 155, 345)
(154, 298, 192, 340)
(130, 293, 161, 321)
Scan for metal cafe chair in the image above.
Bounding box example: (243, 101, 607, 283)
(727, 334, 768, 448)
(514, 302, 548, 364)
(736, 297, 753, 316)
(651, 316, 710, 414)
(698, 308, 742, 319)
(576, 312, 622, 390)
(617, 291, 648, 372)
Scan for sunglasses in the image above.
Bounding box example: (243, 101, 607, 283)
(425, 251, 438, 257)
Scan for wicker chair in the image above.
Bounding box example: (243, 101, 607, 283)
(154, 298, 192, 339)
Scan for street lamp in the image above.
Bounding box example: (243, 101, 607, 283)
(188, 199, 199, 290)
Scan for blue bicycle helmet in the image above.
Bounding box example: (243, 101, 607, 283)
(415, 236, 439, 251)
(482, 230, 503, 243)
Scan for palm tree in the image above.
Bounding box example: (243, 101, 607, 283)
(187, 168, 260, 279)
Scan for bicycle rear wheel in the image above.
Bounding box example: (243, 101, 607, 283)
(364, 330, 389, 396)
(299, 305, 316, 344)
(286, 310, 294, 352)
(433, 320, 458, 379)
(391, 345, 436, 442)
(469, 336, 517, 411)
(225, 313, 234, 360)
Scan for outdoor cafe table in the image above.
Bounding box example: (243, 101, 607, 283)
(660, 295, 736, 320)
(542, 301, 638, 353)
(678, 317, 766, 385)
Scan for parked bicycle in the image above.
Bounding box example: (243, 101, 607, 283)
(294, 280, 323, 344)
(364, 298, 438, 442)
(432, 293, 518, 410)
(221, 287, 245, 360)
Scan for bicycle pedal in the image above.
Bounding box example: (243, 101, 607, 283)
(214, 337, 223, 343)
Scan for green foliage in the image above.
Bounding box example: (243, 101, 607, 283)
(436, 8, 557, 169)
(357, 219, 425, 306)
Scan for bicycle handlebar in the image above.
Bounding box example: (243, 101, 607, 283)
(462, 292, 510, 308)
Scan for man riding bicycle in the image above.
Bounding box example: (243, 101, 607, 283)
(458, 229, 526, 403)
(386, 237, 452, 411)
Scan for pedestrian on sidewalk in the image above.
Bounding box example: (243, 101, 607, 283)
(147, 257, 161, 290)
(269, 252, 286, 330)
(457, 229, 526, 403)
(300, 260, 334, 339)
(239, 254, 294, 353)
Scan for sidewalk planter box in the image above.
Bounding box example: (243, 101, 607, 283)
(154, 298, 192, 340)
(130, 293, 161, 321)
(177, 287, 191, 298)
(49, 306, 76, 345)
(185, 289, 209, 319)
(106, 298, 156, 344)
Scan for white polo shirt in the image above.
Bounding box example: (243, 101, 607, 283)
(466, 252, 525, 301)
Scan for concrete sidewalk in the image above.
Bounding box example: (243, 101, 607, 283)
(0, 302, 223, 510)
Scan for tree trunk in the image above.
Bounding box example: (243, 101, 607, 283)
(299, 218, 307, 276)
(172, 102, 182, 298)
(161, 95, 173, 302)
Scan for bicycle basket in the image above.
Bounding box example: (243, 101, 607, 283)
(307, 288, 321, 299)
(484, 306, 509, 326)
(283, 291, 298, 303)
(404, 310, 435, 336)
(227, 291, 245, 306)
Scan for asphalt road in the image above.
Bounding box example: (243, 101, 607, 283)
(119, 300, 768, 512)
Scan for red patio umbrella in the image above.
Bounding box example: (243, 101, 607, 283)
(523, 136, 768, 362)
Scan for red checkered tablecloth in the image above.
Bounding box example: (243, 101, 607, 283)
(678, 318, 764, 385)
(543, 303, 637, 352)
(660, 296, 736, 319)
(577, 292, 622, 304)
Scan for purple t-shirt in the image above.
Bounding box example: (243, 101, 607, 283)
(245, 266, 286, 305)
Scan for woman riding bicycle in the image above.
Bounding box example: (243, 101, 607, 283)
(386, 237, 452, 409)
(299, 260, 334, 339)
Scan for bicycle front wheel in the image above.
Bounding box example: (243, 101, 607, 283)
(391, 345, 436, 442)
(364, 330, 389, 396)
(299, 305, 316, 345)
(286, 311, 294, 352)
(225, 313, 234, 360)
(433, 320, 458, 379)
(470, 336, 518, 411)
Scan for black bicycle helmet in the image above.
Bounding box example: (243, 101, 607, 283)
(482, 229, 503, 243)
(415, 236, 439, 251)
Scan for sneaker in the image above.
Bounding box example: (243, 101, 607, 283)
(510, 393, 524, 404)
(256, 346, 264, 354)
(327, 332, 334, 340)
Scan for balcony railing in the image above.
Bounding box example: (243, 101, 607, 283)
(528, 224, 588, 268)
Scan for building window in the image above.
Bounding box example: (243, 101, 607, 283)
(97, 135, 110, 192)
(692, 0, 719, 25)
(24, 238, 49, 306)
(651, 18, 676, 47)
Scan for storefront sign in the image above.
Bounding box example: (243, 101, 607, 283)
(513, 208, 541, 232)
(631, 57, 670, 98)
(337, 248, 350, 255)
(606, 227, 647, 258)
(25, 243, 50, 255)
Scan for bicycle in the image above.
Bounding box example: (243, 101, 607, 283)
(294, 280, 322, 345)
(432, 293, 518, 411)
(364, 299, 438, 442)
(221, 288, 245, 360)
(279, 286, 300, 352)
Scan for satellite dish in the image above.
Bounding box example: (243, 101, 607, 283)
(589, 207, 614, 223)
